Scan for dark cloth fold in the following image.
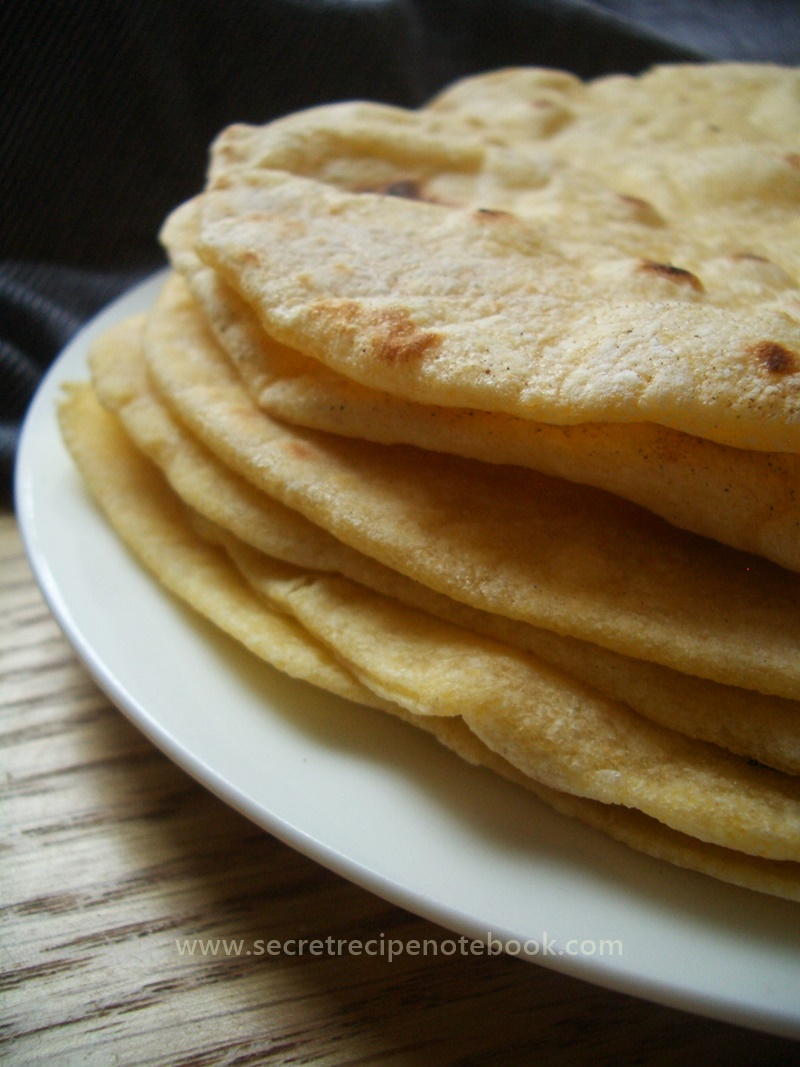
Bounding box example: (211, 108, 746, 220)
(2, 0, 797, 506)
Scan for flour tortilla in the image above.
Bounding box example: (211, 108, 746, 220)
(161, 200, 800, 575)
(54, 383, 800, 898)
(210, 525, 800, 861)
(56, 383, 390, 710)
(88, 314, 360, 576)
(429, 715, 800, 903)
(204, 96, 701, 264)
(86, 313, 800, 775)
(428, 64, 800, 273)
(54, 60, 800, 903)
(206, 65, 799, 283)
(140, 274, 800, 700)
(429, 63, 799, 145)
(195, 167, 800, 452)
(196, 63, 800, 458)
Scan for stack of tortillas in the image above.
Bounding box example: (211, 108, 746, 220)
(58, 62, 800, 900)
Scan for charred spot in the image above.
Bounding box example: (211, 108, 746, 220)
(474, 208, 513, 221)
(751, 340, 797, 375)
(785, 153, 800, 170)
(730, 252, 770, 263)
(638, 260, 704, 291)
(381, 179, 426, 200)
(620, 194, 652, 212)
(619, 195, 664, 225)
(361, 178, 449, 205)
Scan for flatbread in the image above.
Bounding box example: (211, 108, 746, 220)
(139, 274, 800, 700)
(428, 64, 800, 270)
(432, 714, 800, 903)
(223, 538, 800, 861)
(206, 65, 800, 282)
(161, 199, 800, 574)
(56, 381, 800, 898)
(195, 165, 800, 452)
(88, 311, 800, 776)
(56, 60, 800, 903)
(195, 64, 800, 454)
(56, 383, 393, 710)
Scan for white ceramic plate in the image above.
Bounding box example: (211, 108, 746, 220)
(16, 273, 800, 1039)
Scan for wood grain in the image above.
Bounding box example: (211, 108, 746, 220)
(2, 510, 797, 1065)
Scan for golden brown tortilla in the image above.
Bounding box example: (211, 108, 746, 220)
(160, 202, 800, 575)
(195, 166, 800, 452)
(88, 310, 800, 776)
(54, 381, 800, 898)
(139, 275, 800, 700)
(56, 61, 800, 902)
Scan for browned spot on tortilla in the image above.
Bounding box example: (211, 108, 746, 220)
(284, 440, 317, 461)
(785, 153, 800, 170)
(731, 252, 771, 263)
(234, 249, 262, 269)
(751, 340, 797, 375)
(310, 299, 439, 367)
(382, 179, 426, 200)
(359, 178, 453, 206)
(527, 98, 573, 134)
(620, 194, 651, 211)
(638, 260, 704, 291)
(359, 178, 439, 202)
(474, 208, 513, 221)
(619, 195, 664, 226)
(369, 308, 440, 365)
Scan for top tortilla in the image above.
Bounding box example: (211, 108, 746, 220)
(192, 62, 800, 451)
(160, 196, 800, 575)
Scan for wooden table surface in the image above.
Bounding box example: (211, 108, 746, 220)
(2, 507, 798, 1065)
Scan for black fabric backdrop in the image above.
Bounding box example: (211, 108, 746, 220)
(2, 0, 798, 506)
